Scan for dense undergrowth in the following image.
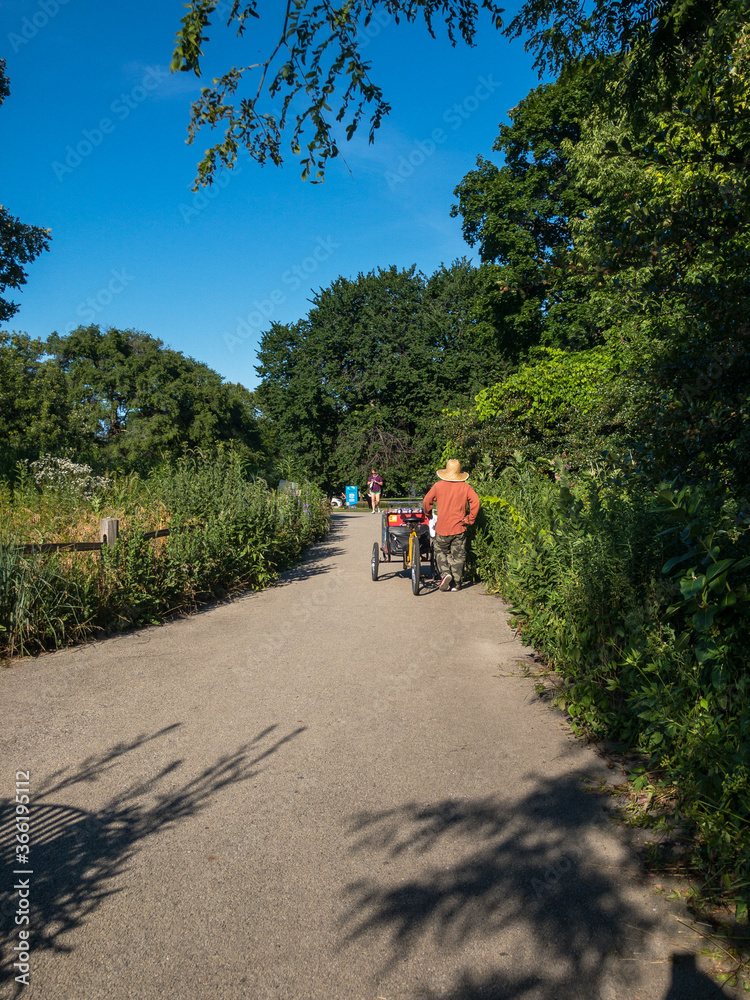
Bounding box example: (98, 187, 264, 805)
(0, 451, 328, 659)
(472, 455, 750, 916)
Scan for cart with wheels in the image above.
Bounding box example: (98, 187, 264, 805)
(370, 503, 432, 595)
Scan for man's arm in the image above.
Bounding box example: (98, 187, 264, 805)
(466, 485, 481, 525)
(423, 484, 438, 516)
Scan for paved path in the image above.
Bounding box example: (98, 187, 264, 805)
(0, 512, 735, 1000)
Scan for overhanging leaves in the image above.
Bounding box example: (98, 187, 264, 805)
(172, 0, 505, 186)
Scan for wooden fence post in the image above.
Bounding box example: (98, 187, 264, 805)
(99, 518, 119, 549)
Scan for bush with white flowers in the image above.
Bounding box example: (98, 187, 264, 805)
(28, 455, 111, 500)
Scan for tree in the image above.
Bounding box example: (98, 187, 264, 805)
(442, 344, 627, 473)
(423, 258, 509, 385)
(0, 332, 75, 478)
(451, 72, 594, 351)
(506, 0, 749, 117)
(172, 0, 749, 186)
(46, 326, 264, 470)
(449, 6, 750, 490)
(253, 318, 338, 480)
(0, 60, 51, 321)
(171, 0, 504, 186)
(561, 88, 750, 490)
(255, 262, 498, 490)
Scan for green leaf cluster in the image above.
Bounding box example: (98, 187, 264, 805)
(0, 325, 264, 478)
(0, 60, 51, 320)
(451, 71, 594, 351)
(444, 345, 627, 475)
(255, 261, 504, 493)
(171, 0, 505, 186)
(450, 2, 750, 491)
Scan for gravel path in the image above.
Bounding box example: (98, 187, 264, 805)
(0, 511, 736, 999)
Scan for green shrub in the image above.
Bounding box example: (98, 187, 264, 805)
(473, 456, 750, 907)
(0, 450, 329, 658)
(443, 345, 627, 475)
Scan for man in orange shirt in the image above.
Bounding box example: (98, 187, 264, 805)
(423, 459, 480, 591)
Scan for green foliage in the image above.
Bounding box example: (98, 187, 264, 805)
(0, 450, 329, 658)
(506, 0, 749, 121)
(452, 5, 750, 492)
(444, 345, 627, 474)
(451, 71, 594, 351)
(0, 206, 51, 324)
(254, 318, 338, 482)
(171, 0, 505, 186)
(471, 456, 750, 906)
(255, 261, 500, 493)
(561, 85, 750, 490)
(0, 324, 265, 475)
(657, 484, 750, 665)
(0, 544, 99, 656)
(0, 332, 76, 477)
(475, 346, 624, 422)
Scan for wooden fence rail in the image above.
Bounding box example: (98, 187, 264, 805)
(13, 520, 194, 556)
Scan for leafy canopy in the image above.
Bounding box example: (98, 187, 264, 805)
(171, 0, 504, 185)
(449, 1, 750, 491)
(255, 261, 501, 490)
(451, 70, 594, 351)
(444, 344, 627, 474)
(0, 332, 74, 478)
(2, 329, 262, 481)
(170, 0, 748, 185)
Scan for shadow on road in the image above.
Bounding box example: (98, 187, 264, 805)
(409, 954, 731, 1000)
(0, 723, 305, 993)
(275, 542, 346, 585)
(273, 516, 348, 586)
(339, 770, 734, 1000)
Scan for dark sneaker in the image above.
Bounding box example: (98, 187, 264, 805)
(439, 574, 452, 592)
(451, 582, 462, 591)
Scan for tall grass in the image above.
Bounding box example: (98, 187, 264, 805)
(0, 451, 329, 659)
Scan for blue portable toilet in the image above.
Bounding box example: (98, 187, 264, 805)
(345, 485, 359, 507)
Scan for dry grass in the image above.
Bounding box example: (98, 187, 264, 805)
(0, 499, 172, 545)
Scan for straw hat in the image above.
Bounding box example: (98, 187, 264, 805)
(436, 459, 469, 482)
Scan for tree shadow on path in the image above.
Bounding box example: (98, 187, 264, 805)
(0, 722, 305, 995)
(273, 515, 348, 586)
(411, 955, 732, 1000)
(340, 769, 734, 1000)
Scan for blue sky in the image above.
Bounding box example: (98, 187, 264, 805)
(1, 0, 542, 389)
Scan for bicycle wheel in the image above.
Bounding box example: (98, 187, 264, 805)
(410, 535, 420, 595)
(371, 542, 379, 581)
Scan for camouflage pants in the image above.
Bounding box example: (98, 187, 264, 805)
(433, 531, 468, 584)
